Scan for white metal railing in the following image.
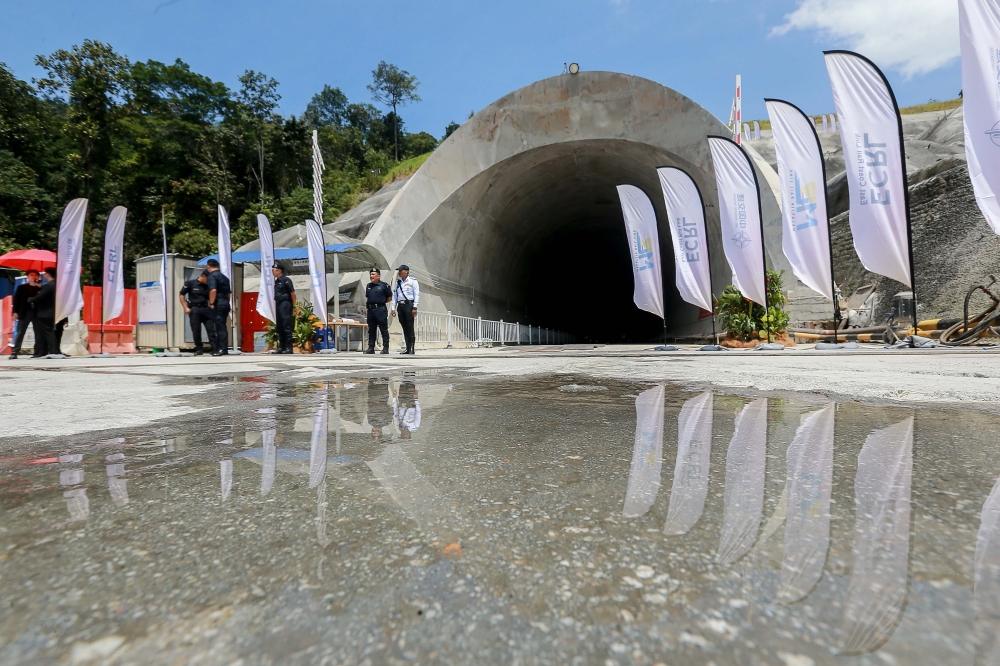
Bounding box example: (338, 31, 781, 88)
(412, 311, 574, 347)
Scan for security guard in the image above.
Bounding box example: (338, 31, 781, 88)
(273, 263, 297, 354)
(179, 271, 216, 355)
(391, 264, 420, 355)
(206, 259, 232, 356)
(364, 267, 392, 354)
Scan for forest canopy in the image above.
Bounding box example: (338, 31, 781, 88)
(0, 40, 450, 284)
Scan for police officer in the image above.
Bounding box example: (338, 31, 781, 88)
(205, 259, 232, 356)
(364, 267, 392, 354)
(391, 264, 420, 355)
(273, 263, 297, 354)
(179, 271, 216, 355)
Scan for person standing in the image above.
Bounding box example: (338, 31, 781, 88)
(8, 270, 42, 359)
(393, 381, 421, 439)
(272, 263, 297, 354)
(367, 377, 392, 438)
(391, 264, 420, 355)
(28, 267, 57, 357)
(206, 259, 232, 356)
(364, 268, 392, 354)
(179, 271, 215, 355)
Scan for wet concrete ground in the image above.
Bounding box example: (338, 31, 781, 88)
(2, 368, 999, 665)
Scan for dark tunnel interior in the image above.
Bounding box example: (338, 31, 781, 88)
(521, 218, 674, 343)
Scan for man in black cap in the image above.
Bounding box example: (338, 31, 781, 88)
(179, 271, 215, 355)
(9, 270, 42, 359)
(391, 264, 420, 355)
(206, 259, 232, 356)
(272, 263, 297, 354)
(364, 268, 392, 354)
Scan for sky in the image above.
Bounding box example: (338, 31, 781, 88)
(0, 0, 962, 138)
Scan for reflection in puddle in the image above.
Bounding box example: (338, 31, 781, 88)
(841, 417, 913, 654)
(717, 399, 767, 565)
(778, 403, 835, 603)
(1, 377, 997, 664)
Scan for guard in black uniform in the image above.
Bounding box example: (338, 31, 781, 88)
(206, 259, 232, 356)
(273, 263, 297, 354)
(364, 268, 392, 354)
(179, 271, 215, 355)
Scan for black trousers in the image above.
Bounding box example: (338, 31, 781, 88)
(213, 301, 231, 352)
(11, 312, 34, 354)
(397, 302, 415, 351)
(32, 316, 55, 357)
(367, 305, 389, 350)
(276, 300, 294, 350)
(189, 306, 217, 350)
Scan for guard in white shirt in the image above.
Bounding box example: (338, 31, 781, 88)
(391, 264, 420, 355)
(393, 381, 421, 439)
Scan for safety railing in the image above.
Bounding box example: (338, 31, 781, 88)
(414, 311, 574, 347)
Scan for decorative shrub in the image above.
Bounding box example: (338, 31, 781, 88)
(715, 269, 790, 340)
(265, 300, 323, 350)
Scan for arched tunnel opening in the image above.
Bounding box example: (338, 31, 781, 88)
(415, 139, 727, 343)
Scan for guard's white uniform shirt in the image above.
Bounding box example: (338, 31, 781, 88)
(393, 275, 420, 310)
(393, 398, 421, 431)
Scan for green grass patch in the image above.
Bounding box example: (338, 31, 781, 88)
(741, 98, 962, 136)
(381, 152, 432, 186)
(898, 98, 963, 115)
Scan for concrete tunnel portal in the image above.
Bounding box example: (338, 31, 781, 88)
(361, 71, 785, 343)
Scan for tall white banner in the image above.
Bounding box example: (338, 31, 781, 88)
(657, 167, 714, 312)
(102, 206, 127, 323)
(255, 214, 276, 323)
(623, 384, 665, 518)
(766, 99, 834, 301)
(778, 403, 835, 603)
(306, 219, 328, 325)
(717, 399, 767, 565)
(55, 198, 88, 323)
(960, 0, 1000, 235)
(825, 51, 912, 287)
(218, 205, 232, 280)
(840, 417, 913, 654)
(708, 137, 767, 306)
(617, 185, 664, 319)
(663, 392, 713, 535)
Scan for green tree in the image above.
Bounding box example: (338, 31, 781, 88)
(367, 61, 420, 161)
(443, 120, 460, 140)
(34, 40, 131, 202)
(403, 131, 438, 158)
(236, 70, 280, 199)
(304, 85, 348, 128)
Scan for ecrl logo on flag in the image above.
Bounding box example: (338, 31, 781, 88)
(793, 173, 819, 231)
(634, 231, 655, 271)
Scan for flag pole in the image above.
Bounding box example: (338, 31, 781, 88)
(734, 141, 772, 344)
(161, 206, 170, 351)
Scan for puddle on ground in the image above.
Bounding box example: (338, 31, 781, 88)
(1, 375, 999, 665)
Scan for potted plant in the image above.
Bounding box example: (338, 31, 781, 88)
(715, 269, 791, 347)
(264, 301, 322, 352)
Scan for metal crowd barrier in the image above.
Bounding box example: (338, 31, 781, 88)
(412, 311, 574, 347)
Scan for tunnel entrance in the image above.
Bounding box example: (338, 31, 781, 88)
(362, 72, 769, 342)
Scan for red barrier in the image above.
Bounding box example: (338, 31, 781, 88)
(82, 286, 138, 354)
(240, 292, 270, 352)
(1, 296, 11, 352)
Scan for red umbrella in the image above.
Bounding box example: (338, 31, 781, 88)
(0, 249, 57, 272)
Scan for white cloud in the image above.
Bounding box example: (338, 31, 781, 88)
(772, 0, 959, 78)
